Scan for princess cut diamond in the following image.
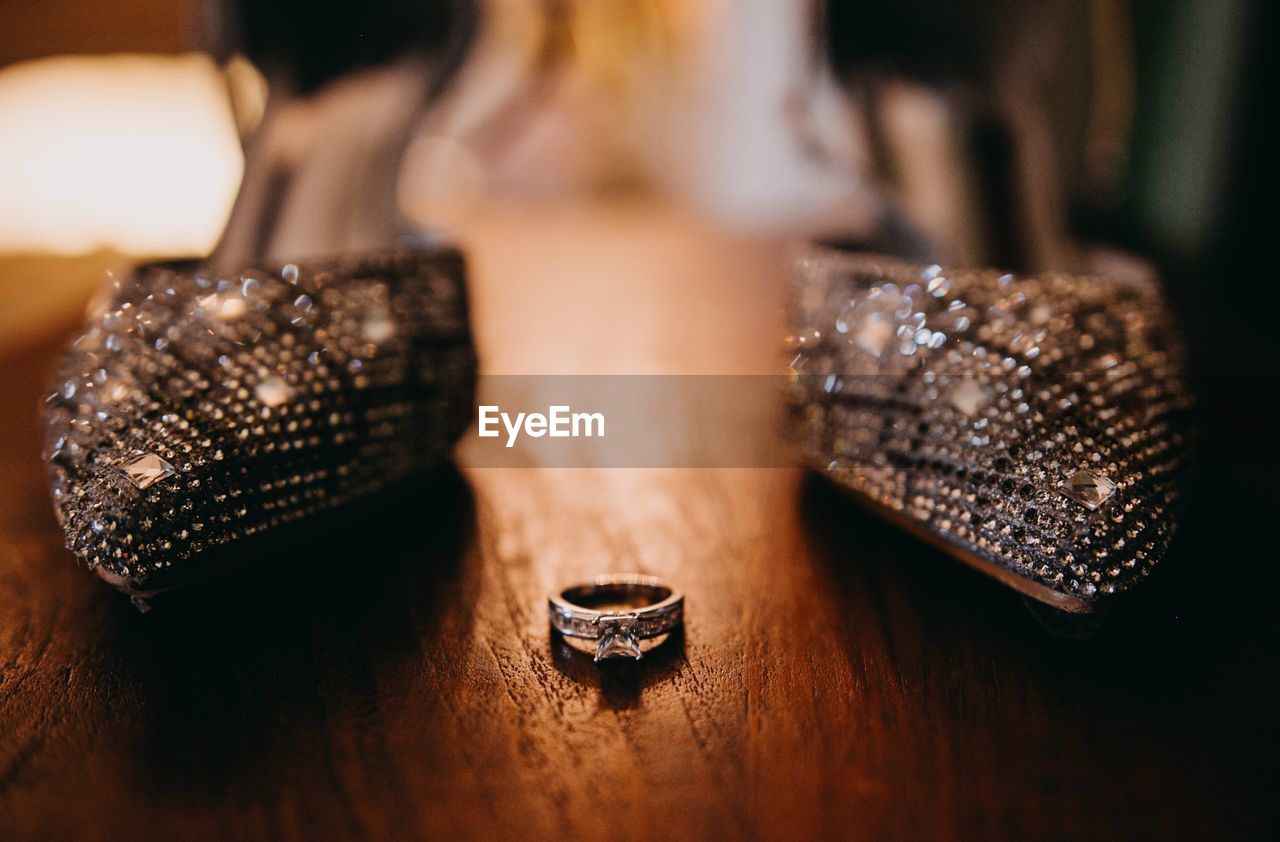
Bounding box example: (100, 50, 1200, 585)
(593, 614, 642, 661)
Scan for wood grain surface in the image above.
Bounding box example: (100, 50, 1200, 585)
(0, 205, 1273, 840)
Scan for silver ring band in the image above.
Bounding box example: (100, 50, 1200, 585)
(548, 574, 683, 661)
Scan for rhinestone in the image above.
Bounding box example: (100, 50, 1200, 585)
(948, 380, 989, 416)
(101, 379, 131, 403)
(198, 293, 246, 320)
(118, 453, 176, 490)
(853, 312, 893, 355)
(362, 311, 396, 343)
(834, 305, 858, 333)
(1060, 469, 1117, 511)
(254, 376, 294, 408)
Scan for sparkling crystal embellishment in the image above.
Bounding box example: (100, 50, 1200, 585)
(254, 375, 294, 408)
(1060, 469, 1117, 511)
(43, 249, 476, 596)
(197, 292, 247, 320)
(948, 379, 989, 416)
(854, 312, 894, 356)
(119, 453, 176, 490)
(593, 614, 643, 661)
(789, 249, 1192, 610)
(362, 309, 397, 343)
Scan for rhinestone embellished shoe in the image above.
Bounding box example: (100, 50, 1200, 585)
(789, 247, 1193, 614)
(41, 11, 477, 603)
(43, 251, 474, 600)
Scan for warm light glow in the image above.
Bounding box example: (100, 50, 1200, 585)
(0, 53, 243, 256)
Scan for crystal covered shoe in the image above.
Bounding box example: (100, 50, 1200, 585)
(37, 6, 481, 602)
(42, 248, 475, 599)
(789, 247, 1193, 613)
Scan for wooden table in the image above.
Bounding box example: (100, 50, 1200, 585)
(0, 205, 1271, 839)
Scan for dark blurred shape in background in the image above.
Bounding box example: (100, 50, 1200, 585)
(1, 0, 1275, 381)
(215, 0, 475, 93)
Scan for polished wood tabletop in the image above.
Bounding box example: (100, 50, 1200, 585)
(0, 205, 1272, 840)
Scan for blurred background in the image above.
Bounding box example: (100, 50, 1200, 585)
(0, 0, 1274, 377)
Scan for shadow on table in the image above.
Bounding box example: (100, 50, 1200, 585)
(796, 463, 1271, 813)
(797, 470, 1219, 680)
(99, 462, 477, 800)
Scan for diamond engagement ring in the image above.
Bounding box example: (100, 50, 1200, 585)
(548, 575, 684, 662)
